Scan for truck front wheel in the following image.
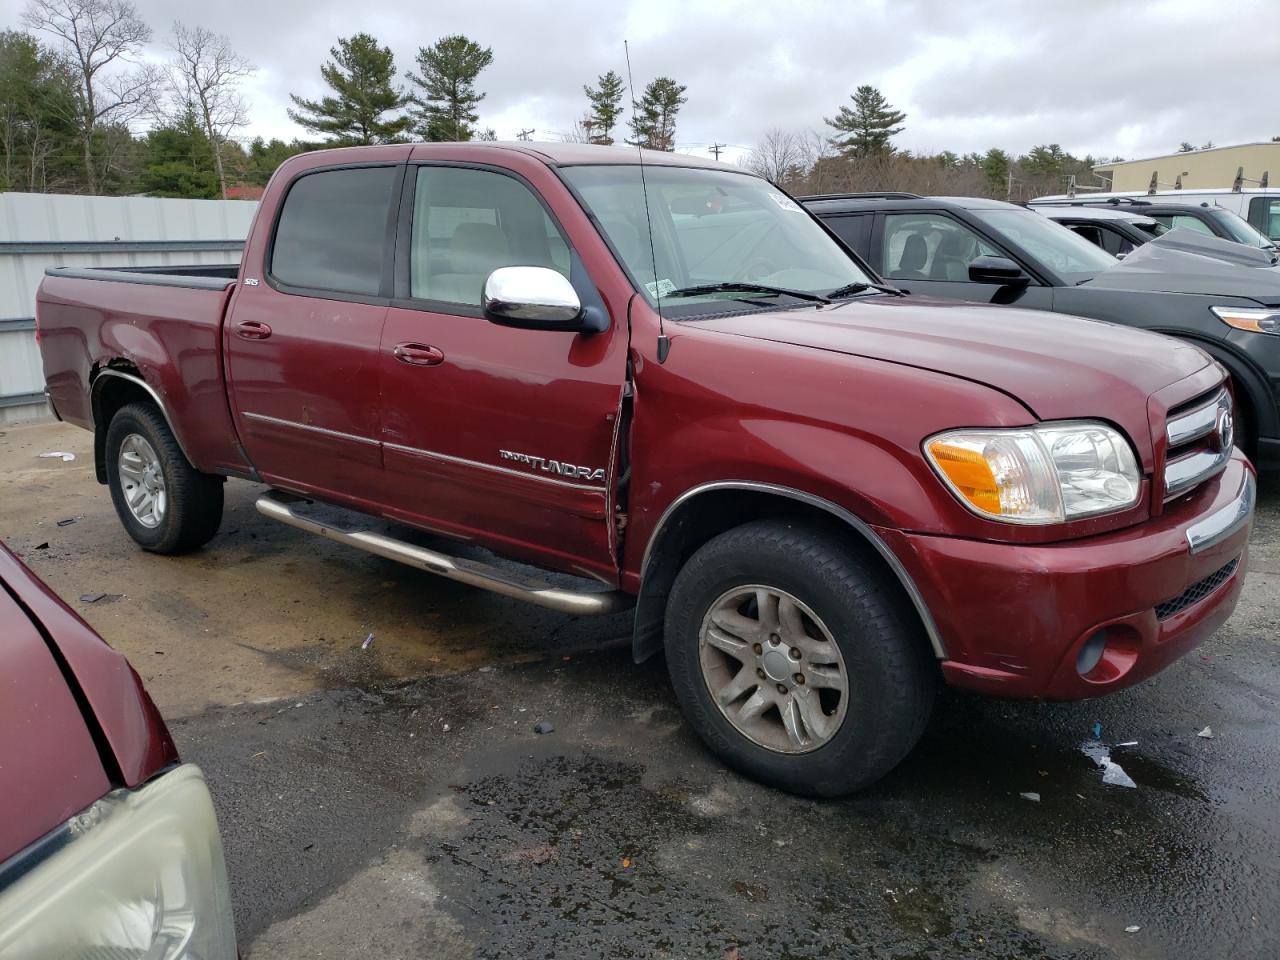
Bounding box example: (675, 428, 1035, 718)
(105, 402, 223, 554)
(664, 520, 935, 796)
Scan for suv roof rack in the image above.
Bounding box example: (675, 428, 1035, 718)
(1030, 197, 1151, 208)
(800, 192, 924, 202)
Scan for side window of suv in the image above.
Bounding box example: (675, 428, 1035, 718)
(1151, 213, 1214, 236)
(1247, 197, 1280, 241)
(409, 166, 570, 307)
(824, 213, 873, 255)
(271, 166, 397, 296)
(881, 213, 999, 281)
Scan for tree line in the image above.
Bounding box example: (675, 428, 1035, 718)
(744, 84, 1122, 201)
(2, 3, 1126, 203)
(1, 0, 692, 198)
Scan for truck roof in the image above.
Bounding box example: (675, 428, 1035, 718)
(292, 140, 735, 171)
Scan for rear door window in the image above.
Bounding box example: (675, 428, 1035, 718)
(824, 214, 873, 256)
(271, 166, 397, 296)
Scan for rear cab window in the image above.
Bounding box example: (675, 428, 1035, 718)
(270, 166, 398, 296)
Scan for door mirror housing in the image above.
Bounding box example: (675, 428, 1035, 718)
(482, 266, 589, 331)
(968, 255, 1031, 286)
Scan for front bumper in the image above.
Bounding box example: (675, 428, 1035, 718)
(878, 453, 1255, 700)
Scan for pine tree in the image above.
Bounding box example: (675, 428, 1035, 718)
(824, 85, 905, 158)
(287, 34, 411, 146)
(981, 148, 1011, 193)
(627, 77, 686, 151)
(407, 35, 493, 142)
(583, 70, 625, 145)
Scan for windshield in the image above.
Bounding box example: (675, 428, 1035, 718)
(1209, 208, 1277, 249)
(970, 208, 1117, 283)
(560, 164, 873, 317)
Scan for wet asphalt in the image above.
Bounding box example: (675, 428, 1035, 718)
(3, 421, 1279, 959)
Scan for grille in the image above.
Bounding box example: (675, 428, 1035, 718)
(1155, 557, 1239, 620)
(1163, 387, 1233, 500)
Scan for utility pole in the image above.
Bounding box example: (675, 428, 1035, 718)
(1006, 167, 1016, 201)
(517, 128, 535, 141)
(582, 118, 599, 144)
(709, 142, 726, 161)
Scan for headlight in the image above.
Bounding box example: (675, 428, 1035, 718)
(925, 421, 1141, 523)
(1211, 306, 1279, 334)
(0, 765, 236, 960)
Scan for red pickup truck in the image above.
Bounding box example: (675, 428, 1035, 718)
(0, 542, 236, 955)
(37, 143, 1255, 795)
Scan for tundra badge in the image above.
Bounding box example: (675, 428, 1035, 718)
(499, 449, 605, 482)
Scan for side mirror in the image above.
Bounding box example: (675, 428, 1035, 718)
(968, 255, 1031, 286)
(482, 266, 586, 331)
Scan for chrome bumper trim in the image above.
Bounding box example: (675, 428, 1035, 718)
(1186, 471, 1255, 554)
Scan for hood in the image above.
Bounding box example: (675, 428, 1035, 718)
(0, 561, 111, 862)
(1086, 229, 1280, 303)
(693, 295, 1213, 424)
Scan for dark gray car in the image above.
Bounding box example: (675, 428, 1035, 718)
(803, 193, 1280, 469)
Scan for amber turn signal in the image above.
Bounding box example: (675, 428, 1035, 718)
(925, 440, 1001, 514)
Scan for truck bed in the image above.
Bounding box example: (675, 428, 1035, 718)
(37, 264, 253, 476)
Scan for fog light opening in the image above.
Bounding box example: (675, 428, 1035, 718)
(1077, 629, 1108, 677)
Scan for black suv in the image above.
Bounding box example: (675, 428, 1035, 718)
(802, 192, 1280, 469)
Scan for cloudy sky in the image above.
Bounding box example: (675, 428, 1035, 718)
(4, 0, 1276, 165)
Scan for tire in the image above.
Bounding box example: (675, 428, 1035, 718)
(664, 519, 935, 797)
(105, 402, 223, 554)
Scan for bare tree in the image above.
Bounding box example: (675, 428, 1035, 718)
(168, 22, 254, 198)
(22, 0, 159, 192)
(743, 128, 805, 185)
(559, 116, 594, 144)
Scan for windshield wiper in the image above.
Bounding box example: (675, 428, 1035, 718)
(826, 280, 906, 299)
(664, 282, 831, 305)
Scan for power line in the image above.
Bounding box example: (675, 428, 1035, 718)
(708, 142, 726, 161)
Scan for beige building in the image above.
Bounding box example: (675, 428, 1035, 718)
(1094, 141, 1280, 192)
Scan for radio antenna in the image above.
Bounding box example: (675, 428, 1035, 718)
(624, 40, 669, 363)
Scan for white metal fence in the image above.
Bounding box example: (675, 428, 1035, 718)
(0, 192, 257, 424)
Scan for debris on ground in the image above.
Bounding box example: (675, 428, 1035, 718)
(1198, 726, 1214, 739)
(533, 721, 555, 734)
(1020, 792, 1041, 802)
(56, 516, 82, 527)
(1125, 925, 1141, 934)
(361, 632, 375, 650)
(79, 593, 106, 603)
(34, 542, 48, 550)
(38, 451, 75, 462)
(1081, 739, 1137, 789)
(1092, 722, 1103, 739)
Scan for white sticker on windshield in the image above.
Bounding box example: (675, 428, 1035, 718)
(768, 192, 803, 213)
(646, 278, 677, 298)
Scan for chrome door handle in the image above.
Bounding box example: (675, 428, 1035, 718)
(393, 342, 445, 366)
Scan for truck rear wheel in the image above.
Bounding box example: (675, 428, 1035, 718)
(105, 402, 223, 554)
(664, 519, 935, 797)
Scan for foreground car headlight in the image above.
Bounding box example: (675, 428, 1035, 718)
(1211, 306, 1279, 334)
(0, 765, 236, 960)
(925, 421, 1141, 523)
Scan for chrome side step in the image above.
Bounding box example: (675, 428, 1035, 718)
(255, 491, 632, 616)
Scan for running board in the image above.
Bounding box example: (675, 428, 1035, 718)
(255, 491, 632, 616)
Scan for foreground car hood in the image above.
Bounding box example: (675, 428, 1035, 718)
(1087, 230, 1280, 302)
(0, 567, 110, 862)
(694, 295, 1213, 423)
